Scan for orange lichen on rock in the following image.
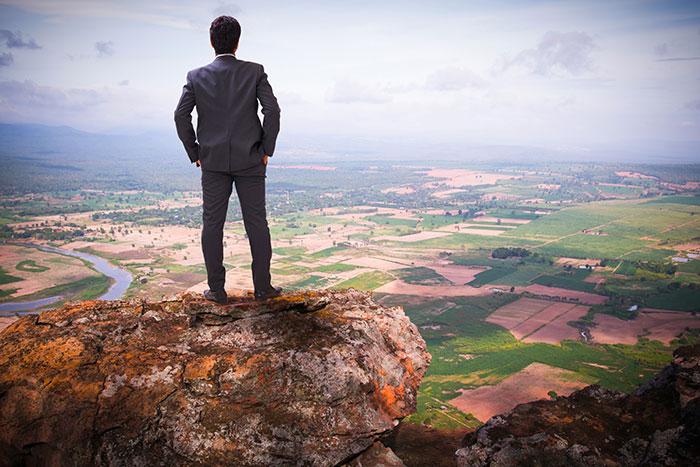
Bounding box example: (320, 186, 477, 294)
(0, 288, 430, 467)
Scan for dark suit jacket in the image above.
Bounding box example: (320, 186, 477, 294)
(174, 55, 281, 173)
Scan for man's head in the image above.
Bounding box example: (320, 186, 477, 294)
(210, 16, 241, 55)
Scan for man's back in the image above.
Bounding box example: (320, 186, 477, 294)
(175, 56, 280, 173)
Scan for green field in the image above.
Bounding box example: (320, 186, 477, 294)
(393, 267, 453, 286)
(315, 263, 357, 273)
(642, 195, 700, 206)
(615, 262, 638, 276)
(531, 274, 597, 292)
(15, 259, 49, 272)
(504, 207, 618, 239)
(536, 234, 651, 259)
(376, 293, 685, 427)
(364, 214, 420, 227)
(285, 275, 333, 291)
(467, 268, 516, 287)
(645, 286, 700, 311)
(678, 260, 700, 274)
(3, 161, 699, 431)
(0, 266, 23, 285)
(334, 271, 394, 290)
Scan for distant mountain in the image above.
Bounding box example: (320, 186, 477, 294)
(0, 123, 181, 161)
(0, 123, 194, 193)
(0, 122, 697, 166)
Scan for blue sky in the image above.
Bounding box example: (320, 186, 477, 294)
(0, 0, 698, 152)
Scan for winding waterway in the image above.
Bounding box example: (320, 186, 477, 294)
(0, 243, 132, 313)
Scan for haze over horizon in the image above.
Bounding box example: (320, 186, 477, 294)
(0, 0, 699, 159)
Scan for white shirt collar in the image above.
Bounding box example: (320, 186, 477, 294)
(216, 53, 236, 58)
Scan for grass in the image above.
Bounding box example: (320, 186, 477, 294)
(393, 267, 453, 286)
(504, 207, 619, 239)
(333, 271, 394, 290)
(315, 263, 357, 273)
(406, 395, 481, 429)
(531, 274, 597, 293)
(405, 233, 533, 250)
(0, 288, 18, 298)
(468, 268, 517, 287)
(678, 260, 700, 274)
(417, 214, 463, 228)
(486, 209, 542, 220)
(364, 214, 419, 227)
(285, 275, 333, 291)
(616, 262, 638, 276)
(642, 195, 700, 206)
(0, 266, 23, 285)
(375, 292, 678, 429)
(645, 287, 700, 311)
(310, 246, 346, 258)
(619, 248, 676, 262)
(491, 262, 559, 287)
(535, 234, 651, 260)
(272, 246, 307, 256)
(15, 259, 49, 272)
(0, 274, 113, 307)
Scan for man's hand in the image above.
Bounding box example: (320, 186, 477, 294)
(264, 155, 269, 165)
(195, 160, 201, 167)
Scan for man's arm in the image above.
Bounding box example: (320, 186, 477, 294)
(174, 71, 200, 165)
(257, 65, 281, 158)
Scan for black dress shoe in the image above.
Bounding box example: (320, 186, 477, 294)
(204, 289, 228, 305)
(254, 286, 282, 302)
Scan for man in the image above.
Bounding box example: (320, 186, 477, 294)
(175, 15, 281, 304)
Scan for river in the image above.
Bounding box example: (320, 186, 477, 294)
(0, 243, 133, 313)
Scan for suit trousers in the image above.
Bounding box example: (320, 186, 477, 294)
(201, 163, 272, 293)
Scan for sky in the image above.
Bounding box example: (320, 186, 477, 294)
(0, 0, 699, 155)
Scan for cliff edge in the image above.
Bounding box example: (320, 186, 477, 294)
(0, 289, 430, 466)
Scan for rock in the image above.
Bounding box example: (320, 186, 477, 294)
(344, 441, 406, 467)
(0, 288, 430, 466)
(382, 421, 472, 467)
(455, 344, 700, 466)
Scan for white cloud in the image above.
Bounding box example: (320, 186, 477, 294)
(1, 0, 195, 29)
(0, 29, 41, 49)
(654, 43, 668, 56)
(0, 80, 104, 110)
(503, 31, 596, 76)
(95, 41, 115, 57)
(326, 79, 391, 104)
(0, 52, 12, 66)
(425, 67, 486, 91)
(212, 2, 241, 17)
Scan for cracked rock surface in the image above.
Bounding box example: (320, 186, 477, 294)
(0, 289, 430, 466)
(455, 344, 700, 466)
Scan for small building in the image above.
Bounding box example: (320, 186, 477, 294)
(672, 257, 689, 263)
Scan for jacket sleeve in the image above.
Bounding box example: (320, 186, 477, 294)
(257, 65, 281, 157)
(174, 71, 200, 164)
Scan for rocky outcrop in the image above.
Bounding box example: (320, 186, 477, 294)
(455, 344, 700, 466)
(0, 289, 430, 466)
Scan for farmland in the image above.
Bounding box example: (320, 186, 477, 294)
(1, 161, 699, 429)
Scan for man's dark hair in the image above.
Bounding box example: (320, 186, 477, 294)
(210, 16, 241, 55)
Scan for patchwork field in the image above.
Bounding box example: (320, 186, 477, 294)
(2, 161, 699, 431)
(449, 363, 595, 422)
(486, 297, 589, 344)
(0, 244, 111, 308)
(591, 309, 700, 345)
